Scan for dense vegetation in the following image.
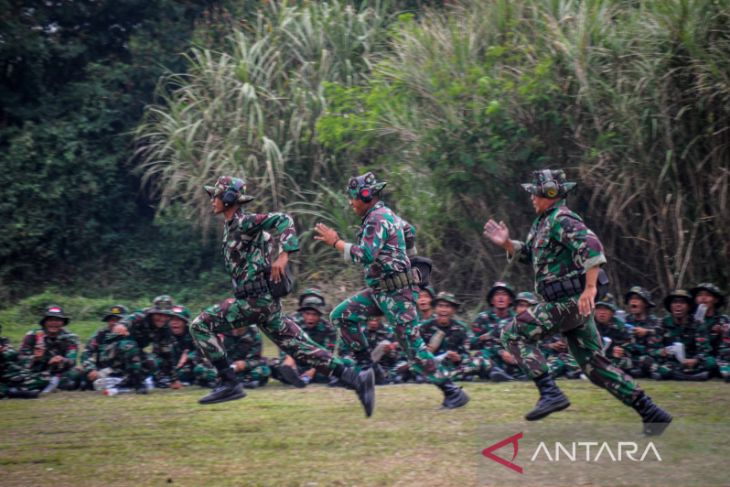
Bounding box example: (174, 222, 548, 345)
(3, 0, 729, 308)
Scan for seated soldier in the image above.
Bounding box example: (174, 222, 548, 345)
(222, 325, 271, 389)
(655, 290, 713, 381)
(272, 289, 336, 387)
(78, 305, 147, 393)
(419, 292, 483, 382)
(1, 324, 44, 399)
(690, 283, 729, 359)
(111, 295, 178, 390)
(623, 286, 664, 378)
(542, 334, 583, 380)
(594, 298, 634, 376)
(19, 305, 81, 391)
(164, 305, 217, 388)
(340, 316, 407, 385)
(471, 282, 522, 381)
(416, 286, 436, 322)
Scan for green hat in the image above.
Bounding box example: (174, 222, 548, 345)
(204, 176, 255, 206)
(596, 292, 618, 312)
(624, 286, 655, 307)
(487, 281, 516, 303)
(103, 304, 128, 322)
(515, 291, 539, 306)
(297, 295, 325, 314)
(40, 305, 70, 326)
(521, 169, 577, 198)
(690, 283, 726, 309)
(169, 305, 191, 323)
(433, 291, 461, 308)
(149, 295, 175, 315)
(346, 172, 387, 201)
(298, 288, 326, 308)
(663, 290, 694, 312)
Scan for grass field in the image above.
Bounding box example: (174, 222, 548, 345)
(1, 379, 728, 487)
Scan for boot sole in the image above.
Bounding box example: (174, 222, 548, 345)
(198, 390, 247, 405)
(278, 366, 307, 388)
(357, 368, 376, 417)
(644, 415, 673, 437)
(525, 399, 571, 421)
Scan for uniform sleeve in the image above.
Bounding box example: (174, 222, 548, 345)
(508, 240, 532, 266)
(555, 215, 607, 270)
(18, 332, 36, 361)
(81, 332, 100, 372)
(242, 213, 300, 253)
(344, 215, 389, 265)
(61, 334, 79, 371)
(403, 219, 417, 256)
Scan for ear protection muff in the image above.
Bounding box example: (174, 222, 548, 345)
(540, 179, 560, 198)
(348, 173, 377, 202)
(221, 179, 245, 206)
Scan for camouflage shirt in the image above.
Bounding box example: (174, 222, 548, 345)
(221, 326, 265, 371)
(223, 208, 299, 291)
(81, 327, 113, 373)
(470, 309, 514, 351)
(660, 316, 715, 367)
(19, 328, 79, 373)
(289, 313, 337, 353)
(344, 201, 416, 287)
(510, 200, 606, 290)
(117, 310, 175, 350)
(625, 314, 664, 360)
(418, 317, 473, 361)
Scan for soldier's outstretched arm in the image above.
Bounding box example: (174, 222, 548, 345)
(483, 219, 515, 255)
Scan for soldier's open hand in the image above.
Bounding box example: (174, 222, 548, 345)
(483, 219, 509, 247)
(314, 223, 340, 247)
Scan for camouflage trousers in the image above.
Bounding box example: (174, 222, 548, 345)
(1, 364, 50, 396)
(330, 286, 448, 385)
(476, 349, 524, 378)
(190, 295, 339, 374)
(234, 362, 270, 385)
(655, 357, 712, 379)
(101, 338, 148, 377)
(440, 355, 486, 381)
(546, 352, 582, 378)
(501, 297, 643, 406)
(21, 368, 81, 391)
(146, 353, 216, 386)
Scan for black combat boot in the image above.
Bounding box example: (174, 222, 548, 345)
(525, 373, 571, 421)
(671, 370, 709, 381)
(6, 388, 40, 399)
(489, 367, 515, 382)
(437, 380, 470, 409)
(199, 368, 246, 405)
(276, 364, 307, 388)
(632, 393, 672, 436)
(335, 365, 375, 417)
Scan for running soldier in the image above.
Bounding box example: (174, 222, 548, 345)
(315, 171, 469, 409)
(483, 169, 671, 435)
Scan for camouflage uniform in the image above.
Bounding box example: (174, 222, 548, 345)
(1, 329, 46, 397)
(471, 308, 521, 378)
(541, 335, 582, 379)
(159, 306, 217, 387)
(330, 197, 451, 385)
(191, 177, 339, 378)
(419, 316, 483, 381)
(500, 173, 643, 408)
(623, 287, 664, 378)
(594, 305, 634, 375)
(19, 306, 81, 391)
(691, 283, 730, 380)
(222, 326, 270, 387)
(274, 310, 337, 383)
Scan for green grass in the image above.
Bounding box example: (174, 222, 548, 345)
(1, 380, 728, 486)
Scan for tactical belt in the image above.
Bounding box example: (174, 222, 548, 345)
(371, 271, 415, 292)
(537, 269, 609, 303)
(538, 275, 583, 302)
(234, 276, 271, 300)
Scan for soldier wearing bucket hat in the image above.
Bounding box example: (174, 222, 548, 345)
(691, 283, 729, 352)
(273, 290, 337, 387)
(1, 323, 45, 399)
(192, 175, 372, 414)
(654, 290, 713, 381)
(622, 286, 663, 379)
(471, 282, 520, 382)
(593, 298, 634, 376)
(416, 285, 436, 321)
(19, 305, 81, 391)
(419, 292, 484, 382)
(484, 168, 671, 436)
(514, 292, 539, 315)
(315, 171, 469, 410)
(78, 305, 132, 388)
